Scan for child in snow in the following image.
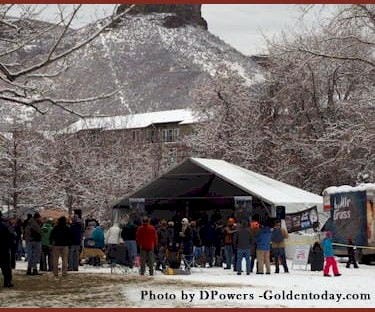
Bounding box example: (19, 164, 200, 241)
(322, 231, 341, 277)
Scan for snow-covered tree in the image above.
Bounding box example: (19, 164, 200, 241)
(262, 4, 375, 191)
(0, 121, 56, 214)
(188, 5, 374, 193)
(188, 67, 266, 167)
(50, 129, 156, 221)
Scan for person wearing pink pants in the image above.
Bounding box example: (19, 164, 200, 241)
(322, 231, 341, 277)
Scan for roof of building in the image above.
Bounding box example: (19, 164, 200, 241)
(61, 109, 200, 134)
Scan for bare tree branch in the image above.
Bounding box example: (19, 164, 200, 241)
(297, 47, 375, 67)
(6, 4, 135, 81)
(0, 16, 19, 31)
(0, 21, 64, 58)
(46, 5, 81, 62)
(0, 89, 120, 117)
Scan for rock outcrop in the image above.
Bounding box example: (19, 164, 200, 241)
(116, 4, 208, 29)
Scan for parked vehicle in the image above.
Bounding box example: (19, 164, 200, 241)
(322, 184, 375, 264)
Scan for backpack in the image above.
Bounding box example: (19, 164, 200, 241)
(271, 228, 284, 243)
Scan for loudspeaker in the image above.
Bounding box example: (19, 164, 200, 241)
(276, 206, 286, 220)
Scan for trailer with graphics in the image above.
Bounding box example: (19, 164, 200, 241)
(322, 184, 375, 264)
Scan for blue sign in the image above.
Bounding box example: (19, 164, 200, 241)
(330, 191, 367, 246)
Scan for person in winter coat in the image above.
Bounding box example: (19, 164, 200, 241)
(25, 212, 43, 275)
(50, 216, 72, 277)
(121, 220, 138, 268)
(322, 231, 341, 277)
(105, 222, 122, 264)
(190, 220, 203, 267)
(309, 241, 324, 271)
(166, 221, 181, 269)
(214, 221, 224, 267)
(92, 225, 105, 249)
(200, 221, 216, 267)
(6, 217, 17, 270)
(83, 220, 97, 247)
(13, 218, 23, 261)
(271, 220, 289, 273)
(223, 218, 237, 270)
(167, 221, 178, 249)
(233, 220, 253, 275)
(249, 219, 260, 273)
(136, 216, 158, 276)
(156, 220, 169, 271)
(179, 218, 193, 270)
(22, 213, 32, 261)
(0, 212, 13, 287)
(105, 222, 122, 246)
(255, 223, 272, 274)
(346, 238, 359, 269)
(40, 218, 53, 271)
(69, 216, 83, 271)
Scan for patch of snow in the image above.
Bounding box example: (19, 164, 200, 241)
(323, 183, 375, 195)
(11, 259, 375, 307)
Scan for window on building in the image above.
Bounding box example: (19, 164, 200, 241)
(146, 129, 157, 143)
(161, 128, 179, 143)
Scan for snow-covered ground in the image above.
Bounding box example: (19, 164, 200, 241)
(3, 259, 374, 308)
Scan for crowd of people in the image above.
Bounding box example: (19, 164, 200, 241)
(1, 208, 353, 288)
(0, 211, 89, 286)
(113, 212, 291, 276)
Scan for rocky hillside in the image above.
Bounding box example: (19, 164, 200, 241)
(1, 5, 263, 130)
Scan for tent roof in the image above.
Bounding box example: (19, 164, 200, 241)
(189, 158, 322, 210)
(116, 157, 324, 215)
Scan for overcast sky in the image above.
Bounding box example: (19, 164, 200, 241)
(10, 4, 333, 56)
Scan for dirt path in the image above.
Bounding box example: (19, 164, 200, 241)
(0, 270, 244, 307)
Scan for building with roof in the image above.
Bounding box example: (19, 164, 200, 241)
(61, 108, 199, 142)
(60, 109, 200, 173)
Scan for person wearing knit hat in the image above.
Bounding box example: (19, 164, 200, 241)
(322, 231, 341, 277)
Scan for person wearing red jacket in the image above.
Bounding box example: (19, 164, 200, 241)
(136, 216, 158, 276)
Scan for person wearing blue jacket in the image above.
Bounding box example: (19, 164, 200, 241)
(92, 225, 105, 249)
(255, 223, 272, 274)
(322, 231, 341, 277)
